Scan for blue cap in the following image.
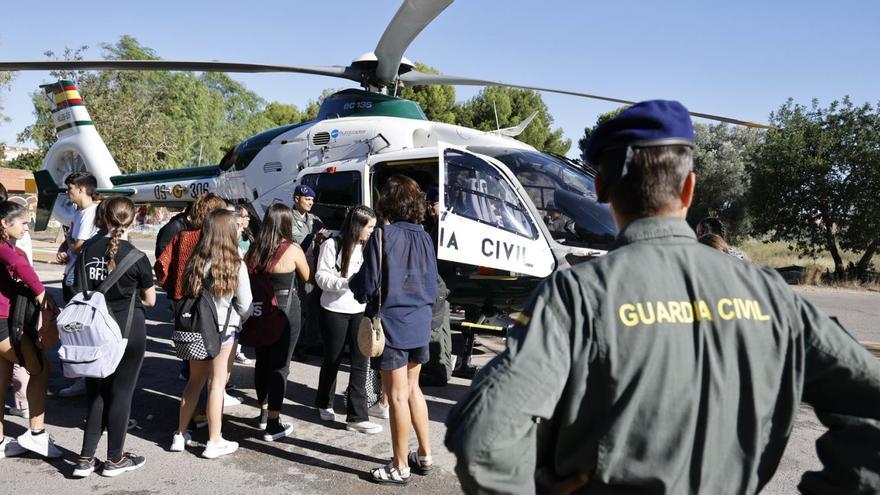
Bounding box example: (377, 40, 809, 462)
(585, 100, 695, 167)
(294, 184, 316, 197)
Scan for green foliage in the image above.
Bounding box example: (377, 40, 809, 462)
(455, 87, 571, 155)
(687, 123, 763, 240)
(4, 149, 44, 171)
(748, 98, 880, 276)
(577, 107, 627, 164)
(19, 36, 275, 172)
(397, 63, 456, 124)
(263, 101, 305, 127)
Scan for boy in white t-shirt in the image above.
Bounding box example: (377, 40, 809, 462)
(56, 172, 100, 301)
(56, 172, 100, 399)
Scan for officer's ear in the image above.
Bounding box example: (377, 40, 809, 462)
(680, 172, 696, 209)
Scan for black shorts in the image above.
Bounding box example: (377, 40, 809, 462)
(0, 318, 8, 343)
(377, 344, 429, 371)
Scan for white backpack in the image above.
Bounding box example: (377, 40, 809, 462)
(57, 250, 143, 378)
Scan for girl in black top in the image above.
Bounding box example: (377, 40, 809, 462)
(244, 204, 310, 441)
(73, 197, 156, 478)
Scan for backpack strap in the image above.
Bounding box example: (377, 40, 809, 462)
(96, 249, 145, 340)
(265, 241, 292, 273)
(97, 250, 144, 293)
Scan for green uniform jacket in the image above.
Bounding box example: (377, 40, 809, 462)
(445, 217, 880, 494)
(291, 209, 322, 245)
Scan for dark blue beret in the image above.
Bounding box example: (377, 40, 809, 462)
(585, 100, 695, 166)
(294, 184, 316, 197)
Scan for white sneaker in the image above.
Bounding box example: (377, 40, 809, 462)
(17, 430, 62, 458)
(234, 351, 253, 365)
(223, 392, 242, 407)
(202, 438, 238, 459)
(368, 402, 390, 420)
(170, 431, 192, 452)
(317, 408, 335, 422)
(1, 437, 28, 459)
(58, 378, 87, 398)
(7, 406, 29, 419)
(346, 421, 383, 434)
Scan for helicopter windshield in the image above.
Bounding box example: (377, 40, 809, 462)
(469, 147, 618, 250)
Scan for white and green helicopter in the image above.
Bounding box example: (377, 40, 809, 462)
(2, 0, 769, 373)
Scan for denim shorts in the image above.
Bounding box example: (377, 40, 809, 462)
(377, 344, 429, 371)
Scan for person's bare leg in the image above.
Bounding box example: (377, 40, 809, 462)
(178, 361, 210, 434)
(207, 345, 234, 443)
(20, 337, 47, 432)
(384, 367, 412, 470)
(406, 363, 431, 461)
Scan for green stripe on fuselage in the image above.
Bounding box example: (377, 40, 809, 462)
(110, 165, 221, 186)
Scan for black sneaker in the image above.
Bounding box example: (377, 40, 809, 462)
(73, 457, 102, 478)
(262, 421, 294, 442)
(101, 453, 145, 477)
(257, 409, 269, 430)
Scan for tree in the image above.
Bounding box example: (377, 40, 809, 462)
(19, 36, 275, 172)
(577, 107, 627, 164)
(687, 123, 763, 240)
(397, 63, 456, 124)
(263, 102, 305, 127)
(455, 87, 571, 155)
(748, 98, 880, 277)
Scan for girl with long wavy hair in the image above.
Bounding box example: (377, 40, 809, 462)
(72, 197, 156, 477)
(244, 204, 309, 441)
(314, 205, 382, 434)
(351, 175, 438, 484)
(0, 202, 60, 461)
(172, 209, 252, 459)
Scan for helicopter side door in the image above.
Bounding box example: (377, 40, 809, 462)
(437, 144, 555, 278)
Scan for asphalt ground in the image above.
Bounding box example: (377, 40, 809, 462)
(3, 239, 878, 494)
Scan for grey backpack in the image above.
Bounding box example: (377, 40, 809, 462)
(57, 249, 143, 378)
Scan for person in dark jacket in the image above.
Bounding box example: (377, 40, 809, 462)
(352, 175, 438, 485)
(445, 100, 880, 494)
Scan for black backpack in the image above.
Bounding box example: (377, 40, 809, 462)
(8, 279, 44, 369)
(171, 288, 233, 361)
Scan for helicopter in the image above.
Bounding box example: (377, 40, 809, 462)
(1, 0, 771, 374)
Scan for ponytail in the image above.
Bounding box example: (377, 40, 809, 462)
(106, 226, 124, 272)
(100, 197, 136, 271)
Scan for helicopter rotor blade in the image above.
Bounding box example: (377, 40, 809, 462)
(0, 60, 364, 82)
(399, 70, 774, 129)
(374, 0, 453, 85)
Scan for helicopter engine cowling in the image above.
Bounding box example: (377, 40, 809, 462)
(39, 80, 122, 226)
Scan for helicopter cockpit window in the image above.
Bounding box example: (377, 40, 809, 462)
(468, 147, 618, 249)
(299, 171, 361, 230)
(444, 149, 538, 240)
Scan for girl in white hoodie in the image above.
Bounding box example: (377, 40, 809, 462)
(314, 205, 380, 434)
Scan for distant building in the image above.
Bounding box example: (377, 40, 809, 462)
(0, 145, 39, 163)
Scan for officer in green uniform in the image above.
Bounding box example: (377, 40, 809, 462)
(291, 184, 325, 245)
(445, 100, 880, 494)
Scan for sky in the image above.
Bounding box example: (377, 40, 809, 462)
(1, 0, 878, 159)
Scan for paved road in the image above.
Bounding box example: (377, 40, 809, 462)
(4, 251, 879, 494)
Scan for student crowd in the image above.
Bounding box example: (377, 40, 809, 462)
(1, 172, 441, 484)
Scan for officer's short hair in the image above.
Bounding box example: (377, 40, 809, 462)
(598, 145, 693, 218)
